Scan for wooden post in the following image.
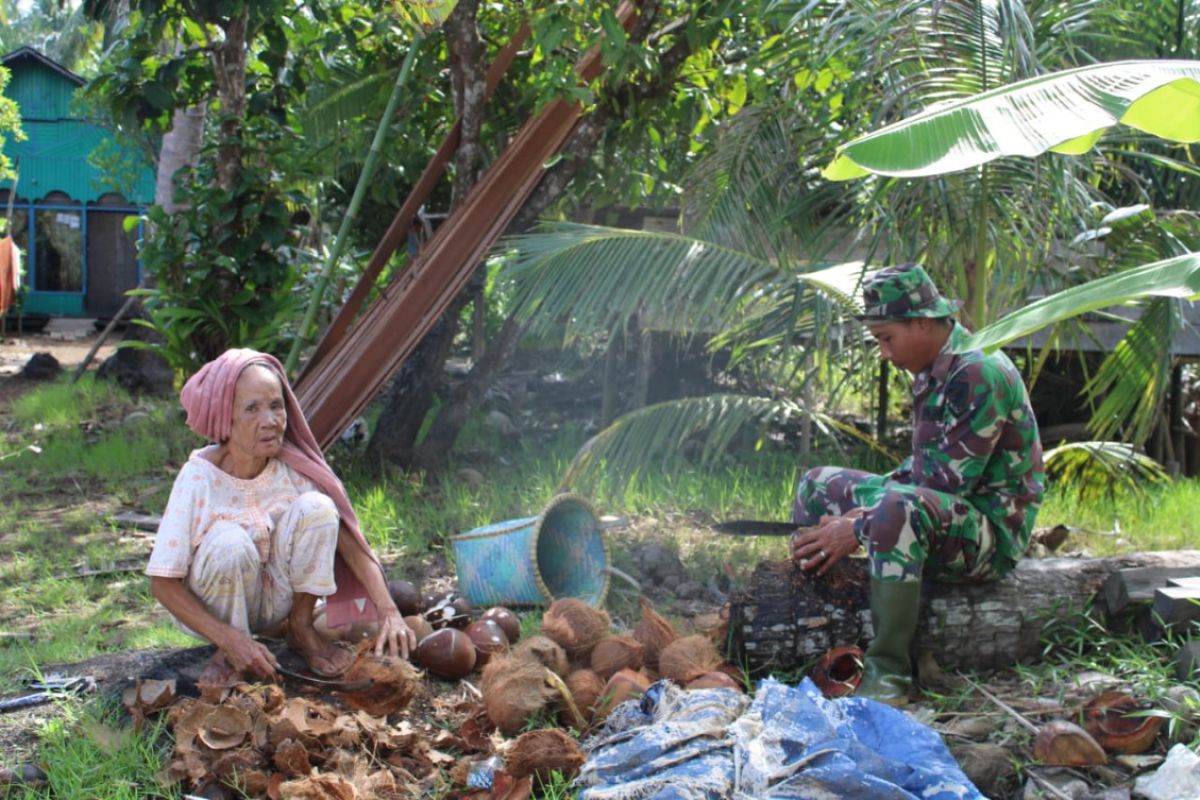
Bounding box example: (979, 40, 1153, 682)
(1170, 362, 1184, 477)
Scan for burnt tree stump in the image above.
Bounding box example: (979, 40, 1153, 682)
(728, 550, 1200, 674)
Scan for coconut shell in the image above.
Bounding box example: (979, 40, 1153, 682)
(416, 628, 477, 680)
(1033, 720, 1107, 766)
(506, 728, 586, 782)
(590, 635, 645, 681)
(595, 668, 652, 722)
(513, 635, 570, 678)
(404, 614, 433, 643)
(565, 669, 606, 724)
(480, 655, 559, 735)
(686, 671, 743, 692)
(633, 599, 678, 670)
(811, 645, 865, 698)
(541, 598, 611, 663)
(1083, 691, 1164, 754)
(387, 579, 421, 616)
(659, 635, 722, 685)
(481, 607, 522, 644)
(465, 619, 510, 668)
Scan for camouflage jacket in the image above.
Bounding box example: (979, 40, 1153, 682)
(889, 323, 1045, 573)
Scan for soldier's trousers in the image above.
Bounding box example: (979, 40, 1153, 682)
(792, 467, 997, 583)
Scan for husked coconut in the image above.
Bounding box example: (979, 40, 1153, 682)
(513, 635, 569, 678)
(506, 728, 586, 782)
(633, 598, 678, 670)
(481, 654, 561, 735)
(565, 669, 606, 725)
(659, 635, 722, 684)
(541, 598, 610, 663)
(594, 668, 651, 722)
(481, 606, 522, 644)
(590, 635, 644, 681)
(404, 614, 433, 642)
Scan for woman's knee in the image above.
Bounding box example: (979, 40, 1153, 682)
(201, 522, 260, 569)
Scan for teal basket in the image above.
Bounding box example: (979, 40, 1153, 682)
(450, 494, 610, 608)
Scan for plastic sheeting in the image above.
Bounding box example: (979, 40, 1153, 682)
(577, 678, 984, 800)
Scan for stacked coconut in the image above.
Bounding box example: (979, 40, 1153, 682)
(480, 597, 744, 735)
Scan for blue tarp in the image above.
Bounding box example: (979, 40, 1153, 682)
(576, 678, 984, 800)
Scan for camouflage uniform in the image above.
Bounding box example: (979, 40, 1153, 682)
(793, 268, 1044, 583)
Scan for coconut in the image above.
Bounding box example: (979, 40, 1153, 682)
(513, 635, 569, 678)
(590, 635, 644, 681)
(387, 579, 421, 616)
(480, 654, 560, 735)
(465, 619, 510, 668)
(565, 669, 606, 724)
(404, 614, 433, 643)
(416, 628, 476, 680)
(594, 668, 651, 721)
(659, 635, 722, 684)
(633, 598, 678, 670)
(334, 642, 422, 716)
(541, 598, 611, 663)
(506, 728, 587, 782)
(686, 671, 743, 692)
(481, 606, 522, 644)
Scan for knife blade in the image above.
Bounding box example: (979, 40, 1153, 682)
(276, 666, 375, 692)
(713, 520, 798, 536)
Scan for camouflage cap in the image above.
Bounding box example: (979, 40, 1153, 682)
(857, 263, 962, 321)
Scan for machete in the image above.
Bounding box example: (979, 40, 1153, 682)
(713, 520, 798, 536)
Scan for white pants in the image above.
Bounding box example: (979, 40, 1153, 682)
(176, 491, 340, 639)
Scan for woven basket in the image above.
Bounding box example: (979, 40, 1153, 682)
(450, 494, 610, 608)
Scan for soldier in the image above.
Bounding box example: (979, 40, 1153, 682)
(791, 264, 1044, 705)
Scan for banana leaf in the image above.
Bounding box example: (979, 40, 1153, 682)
(959, 252, 1200, 353)
(824, 60, 1200, 180)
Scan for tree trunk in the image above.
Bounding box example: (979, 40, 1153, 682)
(209, 10, 248, 194)
(728, 550, 1200, 674)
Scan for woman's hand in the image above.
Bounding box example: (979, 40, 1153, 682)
(374, 608, 417, 659)
(791, 515, 861, 576)
(219, 629, 280, 678)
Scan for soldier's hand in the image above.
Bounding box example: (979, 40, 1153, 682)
(791, 515, 859, 576)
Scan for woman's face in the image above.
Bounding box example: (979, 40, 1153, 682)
(228, 364, 287, 461)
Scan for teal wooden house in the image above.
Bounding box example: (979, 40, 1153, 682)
(0, 47, 155, 317)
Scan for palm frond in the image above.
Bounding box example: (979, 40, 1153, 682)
(503, 223, 791, 340)
(561, 393, 896, 493)
(1043, 439, 1168, 501)
(299, 67, 396, 146)
(1083, 296, 1180, 443)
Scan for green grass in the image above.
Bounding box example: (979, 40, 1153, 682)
(1038, 478, 1200, 553)
(1, 699, 177, 799)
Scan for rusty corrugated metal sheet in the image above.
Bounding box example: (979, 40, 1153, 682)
(302, 21, 531, 372)
(296, 4, 638, 447)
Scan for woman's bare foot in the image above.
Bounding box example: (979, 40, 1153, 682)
(197, 652, 243, 691)
(287, 623, 355, 678)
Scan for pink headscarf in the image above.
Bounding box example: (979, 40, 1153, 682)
(180, 348, 380, 627)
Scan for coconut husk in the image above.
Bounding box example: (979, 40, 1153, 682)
(481, 654, 561, 735)
(272, 738, 313, 776)
(513, 635, 569, 678)
(659, 635, 722, 685)
(505, 728, 586, 782)
(686, 671, 743, 692)
(590, 635, 645, 681)
(565, 669, 606, 724)
(276, 773, 357, 800)
(541, 599, 611, 663)
(633, 598, 678, 670)
(333, 641, 421, 717)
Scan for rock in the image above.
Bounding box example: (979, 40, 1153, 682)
(21, 352, 61, 380)
(1023, 770, 1091, 800)
(952, 742, 1016, 798)
(1133, 743, 1200, 800)
(1159, 686, 1200, 744)
(485, 410, 516, 438)
(97, 347, 174, 397)
(457, 468, 485, 489)
(674, 581, 703, 600)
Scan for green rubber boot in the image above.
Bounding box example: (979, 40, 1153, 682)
(857, 578, 922, 706)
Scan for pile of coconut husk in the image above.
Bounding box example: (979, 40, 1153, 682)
(124, 645, 442, 798)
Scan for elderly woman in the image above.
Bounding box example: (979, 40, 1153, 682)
(145, 349, 414, 687)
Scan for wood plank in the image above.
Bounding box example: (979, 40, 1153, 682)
(1102, 566, 1200, 616)
(1166, 576, 1200, 590)
(1152, 586, 1200, 628)
(1178, 641, 1200, 681)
